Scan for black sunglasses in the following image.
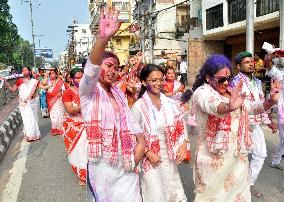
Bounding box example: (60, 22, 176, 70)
(213, 76, 233, 84)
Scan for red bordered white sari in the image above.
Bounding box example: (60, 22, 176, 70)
(18, 78, 41, 141)
(62, 88, 87, 184)
(46, 79, 65, 135)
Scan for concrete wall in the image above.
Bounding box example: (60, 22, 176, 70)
(187, 39, 224, 87)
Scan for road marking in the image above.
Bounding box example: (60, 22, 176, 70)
(1, 139, 30, 202)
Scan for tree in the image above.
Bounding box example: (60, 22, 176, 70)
(0, 0, 20, 66)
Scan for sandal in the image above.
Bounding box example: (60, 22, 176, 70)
(250, 185, 264, 198)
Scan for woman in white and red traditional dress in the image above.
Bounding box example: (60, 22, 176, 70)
(41, 68, 67, 135)
(163, 66, 184, 102)
(62, 67, 87, 185)
(79, 8, 145, 202)
(3, 66, 41, 142)
(131, 64, 189, 202)
(191, 55, 280, 201)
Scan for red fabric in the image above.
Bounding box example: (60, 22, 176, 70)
(62, 88, 77, 103)
(15, 78, 24, 87)
(164, 81, 174, 93)
(46, 79, 64, 112)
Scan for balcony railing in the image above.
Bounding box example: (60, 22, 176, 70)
(206, 4, 223, 30)
(256, 0, 279, 17)
(228, 0, 246, 24)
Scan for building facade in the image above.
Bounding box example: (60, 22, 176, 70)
(187, 0, 280, 86)
(88, 0, 133, 64)
(134, 0, 190, 64)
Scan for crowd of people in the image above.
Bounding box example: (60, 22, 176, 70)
(1, 8, 284, 202)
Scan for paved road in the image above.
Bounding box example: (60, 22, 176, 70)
(0, 113, 284, 201)
(0, 115, 85, 202)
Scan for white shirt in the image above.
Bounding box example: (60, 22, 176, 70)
(179, 61, 187, 74)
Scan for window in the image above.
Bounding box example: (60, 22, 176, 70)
(82, 29, 87, 34)
(206, 4, 223, 30)
(116, 39, 122, 46)
(228, 0, 246, 24)
(256, 0, 279, 17)
(112, 2, 129, 12)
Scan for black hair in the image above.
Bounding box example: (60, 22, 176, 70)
(137, 64, 164, 99)
(103, 51, 120, 66)
(22, 66, 33, 78)
(164, 66, 175, 74)
(70, 67, 83, 79)
(82, 58, 87, 68)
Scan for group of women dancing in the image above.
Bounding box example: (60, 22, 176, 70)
(1, 8, 282, 202)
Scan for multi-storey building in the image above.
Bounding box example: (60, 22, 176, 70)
(73, 24, 93, 59)
(134, 0, 190, 64)
(187, 0, 280, 86)
(88, 0, 133, 64)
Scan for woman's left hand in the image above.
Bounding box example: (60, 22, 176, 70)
(176, 141, 187, 164)
(134, 143, 145, 164)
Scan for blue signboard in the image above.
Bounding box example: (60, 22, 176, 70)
(35, 49, 53, 58)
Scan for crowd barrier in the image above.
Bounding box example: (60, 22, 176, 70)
(0, 76, 21, 108)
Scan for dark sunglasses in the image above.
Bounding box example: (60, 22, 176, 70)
(213, 76, 233, 84)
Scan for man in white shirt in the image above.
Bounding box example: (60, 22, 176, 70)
(179, 57, 187, 85)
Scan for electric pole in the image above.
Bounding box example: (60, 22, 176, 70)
(21, 0, 39, 68)
(280, 0, 284, 49)
(34, 34, 44, 48)
(148, 0, 154, 63)
(29, 0, 36, 68)
(246, 0, 254, 55)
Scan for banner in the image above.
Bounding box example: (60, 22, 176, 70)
(35, 49, 53, 58)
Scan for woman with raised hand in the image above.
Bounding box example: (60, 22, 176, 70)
(79, 8, 145, 202)
(131, 64, 189, 202)
(191, 55, 280, 201)
(2, 66, 41, 142)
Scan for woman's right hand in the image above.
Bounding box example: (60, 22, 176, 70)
(146, 151, 161, 168)
(229, 80, 246, 111)
(270, 79, 281, 104)
(99, 8, 122, 40)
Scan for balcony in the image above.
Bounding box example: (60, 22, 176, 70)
(228, 0, 246, 24)
(206, 4, 224, 30)
(256, 0, 279, 17)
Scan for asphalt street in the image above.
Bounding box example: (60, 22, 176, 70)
(0, 114, 284, 201)
(0, 115, 85, 202)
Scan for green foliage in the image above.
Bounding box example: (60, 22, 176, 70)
(0, 1, 34, 68)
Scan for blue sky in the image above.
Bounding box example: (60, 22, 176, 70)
(8, 0, 89, 59)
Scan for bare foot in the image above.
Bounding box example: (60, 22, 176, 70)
(250, 185, 264, 198)
(79, 180, 86, 186)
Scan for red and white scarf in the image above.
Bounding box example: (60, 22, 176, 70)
(140, 92, 187, 172)
(206, 95, 252, 155)
(18, 78, 38, 107)
(46, 79, 64, 112)
(85, 83, 142, 171)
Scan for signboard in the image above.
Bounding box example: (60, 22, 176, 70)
(130, 23, 139, 33)
(35, 48, 53, 58)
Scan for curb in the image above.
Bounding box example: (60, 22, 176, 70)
(0, 107, 22, 163)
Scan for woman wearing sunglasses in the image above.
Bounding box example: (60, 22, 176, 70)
(191, 55, 280, 201)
